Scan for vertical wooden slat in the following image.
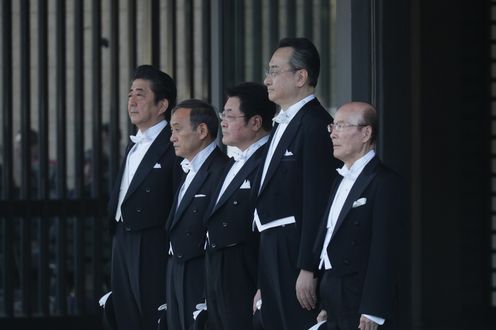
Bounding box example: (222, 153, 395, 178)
(55, 0, 68, 315)
(268, 0, 279, 50)
(203, 0, 211, 100)
(109, 0, 121, 188)
(1, 0, 14, 317)
(286, 0, 296, 37)
(151, 0, 160, 67)
(91, 0, 104, 307)
(19, 0, 32, 316)
(1, 3, 14, 317)
(37, 0, 50, 315)
(127, 0, 137, 136)
(318, 0, 331, 106)
(92, 0, 103, 199)
(233, 0, 244, 83)
(73, 0, 85, 314)
(210, 0, 224, 112)
(302, 0, 312, 39)
(251, 0, 262, 81)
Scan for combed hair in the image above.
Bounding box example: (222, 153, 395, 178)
(173, 99, 219, 139)
(225, 82, 276, 132)
(278, 37, 320, 87)
(132, 65, 177, 121)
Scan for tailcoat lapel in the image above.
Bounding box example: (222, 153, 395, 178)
(258, 110, 304, 194)
(211, 155, 260, 216)
(124, 127, 172, 202)
(331, 157, 380, 240)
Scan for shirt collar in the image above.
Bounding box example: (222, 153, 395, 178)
(136, 120, 167, 141)
(337, 149, 376, 180)
(279, 94, 315, 123)
(231, 135, 269, 162)
(187, 141, 217, 173)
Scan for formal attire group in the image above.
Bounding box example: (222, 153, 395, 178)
(107, 95, 404, 330)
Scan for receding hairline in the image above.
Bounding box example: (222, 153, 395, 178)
(338, 102, 376, 122)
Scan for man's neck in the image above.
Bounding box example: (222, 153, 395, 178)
(279, 88, 314, 110)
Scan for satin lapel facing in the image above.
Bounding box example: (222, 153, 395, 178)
(170, 169, 209, 230)
(124, 128, 172, 202)
(259, 113, 302, 194)
(211, 156, 259, 216)
(331, 157, 380, 240)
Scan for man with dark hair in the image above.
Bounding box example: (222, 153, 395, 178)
(166, 99, 229, 330)
(107, 65, 181, 329)
(315, 102, 404, 330)
(253, 37, 341, 329)
(203, 82, 276, 329)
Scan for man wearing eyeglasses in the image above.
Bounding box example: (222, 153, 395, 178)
(315, 102, 405, 330)
(253, 37, 341, 329)
(203, 82, 276, 330)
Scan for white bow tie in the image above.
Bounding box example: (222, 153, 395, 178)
(272, 111, 290, 125)
(181, 160, 193, 173)
(336, 166, 359, 180)
(129, 134, 151, 144)
(232, 149, 248, 162)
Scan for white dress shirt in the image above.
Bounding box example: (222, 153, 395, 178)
(318, 149, 383, 325)
(176, 141, 216, 209)
(216, 135, 269, 205)
(254, 95, 315, 232)
(115, 120, 167, 222)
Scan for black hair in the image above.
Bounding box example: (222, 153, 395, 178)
(225, 82, 276, 132)
(131, 65, 177, 121)
(172, 99, 219, 139)
(277, 37, 320, 87)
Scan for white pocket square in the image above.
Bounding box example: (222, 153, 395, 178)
(240, 180, 251, 189)
(284, 150, 294, 156)
(195, 194, 206, 198)
(153, 163, 161, 168)
(352, 197, 367, 208)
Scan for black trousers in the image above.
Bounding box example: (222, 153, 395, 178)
(258, 225, 318, 330)
(319, 271, 362, 330)
(205, 242, 258, 330)
(111, 223, 167, 330)
(166, 255, 205, 330)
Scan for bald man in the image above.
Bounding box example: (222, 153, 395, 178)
(315, 102, 405, 330)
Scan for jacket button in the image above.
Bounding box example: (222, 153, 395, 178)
(145, 187, 151, 192)
(344, 259, 350, 265)
(353, 221, 359, 226)
(222, 222, 228, 227)
(211, 243, 217, 248)
(233, 200, 238, 205)
(136, 208, 142, 213)
(177, 254, 183, 259)
(193, 208, 198, 214)
(185, 231, 191, 236)
(125, 226, 131, 231)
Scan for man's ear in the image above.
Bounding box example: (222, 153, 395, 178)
(197, 123, 209, 140)
(250, 115, 263, 132)
(362, 125, 373, 143)
(158, 99, 169, 116)
(295, 69, 309, 88)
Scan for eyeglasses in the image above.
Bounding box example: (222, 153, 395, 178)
(327, 122, 367, 133)
(219, 112, 246, 122)
(264, 68, 297, 78)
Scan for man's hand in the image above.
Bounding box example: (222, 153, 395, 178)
(252, 289, 261, 314)
(359, 315, 379, 330)
(317, 309, 327, 322)
(295, 269, 317, 310)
